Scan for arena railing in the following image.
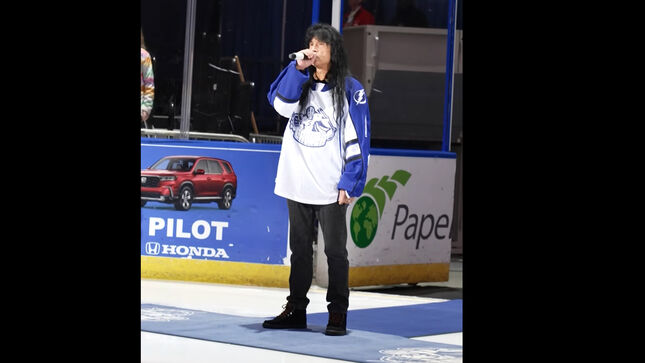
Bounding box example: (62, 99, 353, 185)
(141, 128, 250, 143)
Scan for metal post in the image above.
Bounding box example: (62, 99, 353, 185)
(311, 0, 320, 24)
(179, 0, 197, 139)
(331, 0, 341, 31)
(340, 0, 344, 33)
(441, 0, 457, 152)
(281, 0, 288, 64)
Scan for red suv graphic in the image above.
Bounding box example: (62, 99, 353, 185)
(141, 155, 237, 211)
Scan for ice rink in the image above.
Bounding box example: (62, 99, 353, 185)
(141, 258, 462, 362)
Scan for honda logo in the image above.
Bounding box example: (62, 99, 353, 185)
(146, 242, 161, 255)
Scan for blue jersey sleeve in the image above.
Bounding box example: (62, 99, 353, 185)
(267, 61, 309, 118)
(338, 78, 371, 197)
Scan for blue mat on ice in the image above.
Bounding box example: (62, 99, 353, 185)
(141, 303, 462, 363)
(308, 300, 462, 337)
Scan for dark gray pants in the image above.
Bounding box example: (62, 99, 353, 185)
(286, 199, 349, 313)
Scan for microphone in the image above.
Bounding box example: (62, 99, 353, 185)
(288, 52, 309, 60)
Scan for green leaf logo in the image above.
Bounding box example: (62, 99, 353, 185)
(350, 170, 411, 248)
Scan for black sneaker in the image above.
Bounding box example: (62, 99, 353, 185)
(262, 303, 307, 329)
(324, 311, 347, 336)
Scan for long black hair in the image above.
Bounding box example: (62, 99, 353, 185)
(298, 23, 349, 126)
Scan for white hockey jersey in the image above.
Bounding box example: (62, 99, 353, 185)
(268, 61, 371, 205)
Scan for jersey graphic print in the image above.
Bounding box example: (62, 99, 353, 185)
(289, 105, 337, 147)
(353, 89, 366, 105)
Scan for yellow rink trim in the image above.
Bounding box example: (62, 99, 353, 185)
(142, 256, 450, 288)
(141, 256, 291, 287)
(348, 262, 449, 287)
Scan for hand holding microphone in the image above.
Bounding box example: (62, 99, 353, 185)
(290, 49, 315, 70)
(288, 52, 308, 60)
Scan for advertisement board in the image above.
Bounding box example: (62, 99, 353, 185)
(316, 152, 457, 287)
(140, 138, 291, 286)
(141, 138, 457, 287)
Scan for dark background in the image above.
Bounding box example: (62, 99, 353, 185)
(140, 0, 463, 138)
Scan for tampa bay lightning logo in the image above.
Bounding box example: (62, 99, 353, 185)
(353, 89, 366, 105)
(289, 105, 337, 147)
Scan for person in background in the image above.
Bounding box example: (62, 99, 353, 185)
(263, 23, 371, 336)
(343, 0, 375, 28)
(141, 29, 155, 127)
